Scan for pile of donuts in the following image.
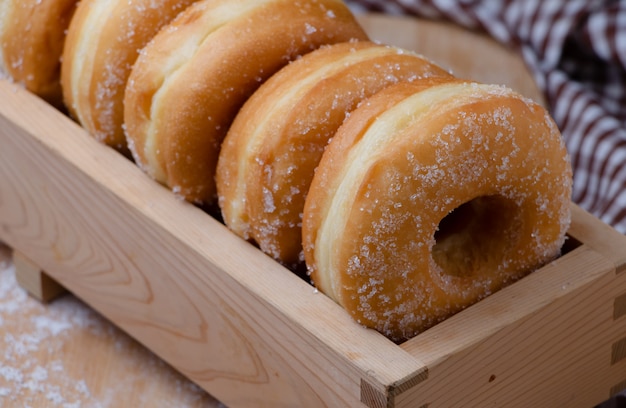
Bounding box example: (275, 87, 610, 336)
(0, 0, 573, 342)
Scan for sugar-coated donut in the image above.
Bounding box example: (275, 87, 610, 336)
(61, 0, 200, 155)
(302, 80, 573, 342)
(0, 0, 78, 107)
(217, 41, 452, 268)
(124, 0, 368, 206)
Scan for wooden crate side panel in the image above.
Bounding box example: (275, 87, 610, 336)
(0, 81, 426, 407)
(0, 107, 340, 407)
(396, 246, 625, 408)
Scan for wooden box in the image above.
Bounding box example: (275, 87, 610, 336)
(1, 14, 625, 407)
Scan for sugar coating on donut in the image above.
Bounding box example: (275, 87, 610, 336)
(0, 0, 77, 106)
(305, 81, 572, 341)
(125, 0, 368, 205)
(0, 0, 13, 75)
(65, 0, 114, 135)
(217, 41, 452, 268)
(63, 0, 198, 153)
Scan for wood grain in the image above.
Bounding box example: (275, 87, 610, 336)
(0, 242, 221, 407)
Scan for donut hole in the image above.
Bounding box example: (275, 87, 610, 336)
(432, 195, 520, 278)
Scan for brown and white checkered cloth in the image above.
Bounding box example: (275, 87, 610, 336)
(347, 0, 626, 234)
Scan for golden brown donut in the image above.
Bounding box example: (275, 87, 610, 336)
(61, 0, 200, 155)
(0, 0, 78, 107)
(123, 0, 368, 206)
(302, 80, 573, 342)
(217, 41, 452, 268)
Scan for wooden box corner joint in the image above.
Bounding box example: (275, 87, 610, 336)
(361, 367, 429, 408)
(612, 285, 626, 397)
(13, 250, 67, 302)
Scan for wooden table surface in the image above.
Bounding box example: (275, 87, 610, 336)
(0, 242, 224, 407)
(0, 13, 559, 408)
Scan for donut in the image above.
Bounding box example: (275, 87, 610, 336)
(0, 0, 78, 107)
(217, 41, 452, 269)
(302, 80, 573, 342)
(61, 0, 201, 155)
(123, 0, 368, 206)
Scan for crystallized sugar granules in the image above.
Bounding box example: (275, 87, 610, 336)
(0, 251, 96, 407)
(0, 244, 219, 407)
